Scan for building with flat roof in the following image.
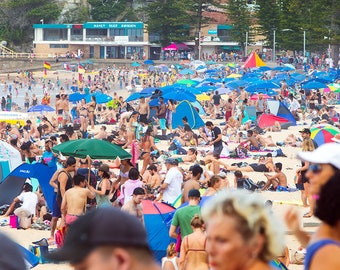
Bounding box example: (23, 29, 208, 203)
(33, 22, 151, 59)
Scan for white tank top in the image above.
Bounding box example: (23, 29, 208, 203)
(161, 256, 179, 270)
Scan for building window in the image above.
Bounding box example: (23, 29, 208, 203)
(50, 44, 69, 48)
(86, 29, 107, 41)
(44, 29, 68, 41)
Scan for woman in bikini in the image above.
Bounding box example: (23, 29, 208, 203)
(89, 164, 111, 207)
(122, 111, 139, 149)
(116, 158, 134, 185)
(139, 126, 159, 176)
(88, 95, 96, 130)
(203, 175, 222, 196)
(179, 215, 209, 270)
(78, 98, 88, 135)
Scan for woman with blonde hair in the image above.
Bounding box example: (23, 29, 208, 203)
(202, 189, 284, 270)
(179, 215, 209, 270)
(296, 138, 315, 217)
(162, 243, 179, 270)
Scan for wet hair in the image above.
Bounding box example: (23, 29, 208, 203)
(205, 121, 213, 127)
(66, 156, 76, 166)
(192, 165, 203, 177)
(60, 134, 69, 142)
(73, 174, 86, 185)
(201, 190, 284, 263)
(23, 183, 33, 192)
(128, 167, 140, 180)
(234, 170, 243, 178)
(166, 243, 177, 257)
(190, 214, 204, 229)
(275, 162, 282, 171)
(314, 170, 340, 226)
(207, 175, 220, 187)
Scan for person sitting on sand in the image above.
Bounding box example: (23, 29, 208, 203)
(173, 148, 197, 163)
(265, 121, 282, 132)
(253, 129, 276, 147)
(261, 162, 288, 191)
(239, 129, 262, 151)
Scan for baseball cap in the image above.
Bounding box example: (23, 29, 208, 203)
(188, 189, 201, 198)
(44, 208, 150, 263)
(297, 143, 340, 170)
(299, 128, 311, 134)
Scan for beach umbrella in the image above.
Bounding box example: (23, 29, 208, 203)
(176, 79, 198, 86)
(257, 66, 272, 72)
(310, 124, 340, 146)
(131, 62, 141, 67)
(126, 92, 144, 102)
(69, 92, 86, 102)
(85, 92, 112, 104)
(227, 73, 242, 78)
(196, 93, 211, 101)
(149, 97, 168, 107)
(301, 81, 328, 89)
(283, 63, 296, 70)
(273, 66, 285, 71)
(140, 87, 156, 95)
(195, 85, 216, 93)
(328, 83, 340, 92)
(226, 63, 237, 68)
(179, 68, 195, 75)
(246, 82, 280, 92)
(53, 139, 131, 159)
(154, 65, 169, 73)
(144, 59, 154, 65)
(163, 91, 196, 102)
(27, 105, 55, 113)
(215, 87, 232, 94)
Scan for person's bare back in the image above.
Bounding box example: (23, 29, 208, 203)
(62, 186, 94, 216)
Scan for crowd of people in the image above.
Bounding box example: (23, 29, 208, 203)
(0, 60, 339, 270)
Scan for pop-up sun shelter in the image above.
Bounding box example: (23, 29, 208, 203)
(266, 99, 296, 127)
(0, 140, 22, 180)
(172, 101, 205, 129)
(0, 163, 56, 210)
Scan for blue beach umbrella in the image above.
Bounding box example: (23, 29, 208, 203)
(301, 81, 328, 89)
(140, 87, 156, 95)
(69, 92, 86, 102)
(27, 105, 55, 113)
(180, 68, 195, 75)
(163, 91, 196, 102)
(86, 93, 112, 104)
(131, 62, 141, 67)
(144, 59, 154, 65)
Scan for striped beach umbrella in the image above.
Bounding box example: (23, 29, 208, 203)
(310, 124, 340, 146)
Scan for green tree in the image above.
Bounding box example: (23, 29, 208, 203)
(88, 0, 136, 21)
(141, 0, 191, 47)
(0, 0, 61, 46)
(61, 5, 90, 24)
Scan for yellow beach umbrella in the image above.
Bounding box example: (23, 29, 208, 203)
(196, 93, 211, 101)
(227, 73, 242, 78)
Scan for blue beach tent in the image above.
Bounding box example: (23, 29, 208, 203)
(172, 101, 205, 129)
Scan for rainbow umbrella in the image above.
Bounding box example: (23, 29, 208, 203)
(310, 124, 340, 146)
(328, 83, 340, 93)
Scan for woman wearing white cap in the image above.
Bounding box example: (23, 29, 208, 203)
(286, 143, 340, 269)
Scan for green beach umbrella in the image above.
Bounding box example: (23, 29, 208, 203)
(52, 139, 131, 160)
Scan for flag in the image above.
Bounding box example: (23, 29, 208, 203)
(44, 61, 51, 69)
(78, 65, 85, 74)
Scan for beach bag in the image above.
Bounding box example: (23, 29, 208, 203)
(55, 226, 67, 248)
(243, 178, 258, 191)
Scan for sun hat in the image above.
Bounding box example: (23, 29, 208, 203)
(44, 207, 150, 264)
(297, 143, 340, 170)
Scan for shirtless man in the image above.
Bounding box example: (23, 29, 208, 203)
(137, 97, 150, 124)
(24, 120, 40, 140)
(61, 174, 95, 226)
(239, 87, 248, 101)
(261, 162, 288, 191)
(241, 129, 261, 150)
(121, 187, 145, 225)
(144, 164, 162, 190)
(55, 94, 63, 117)
(182, 165, 202, 203)
(61, 94, 70, 127)
(94, 125, 108, 139)
(223, 98, 234, 122)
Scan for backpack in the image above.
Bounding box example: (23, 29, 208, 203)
(242, 178, 259, 191)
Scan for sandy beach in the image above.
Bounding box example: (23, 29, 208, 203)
(0, 68, 329, 269)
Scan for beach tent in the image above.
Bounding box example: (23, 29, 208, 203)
(143, 200, 175, 262)
(267, 100, 296, 126)
(242, 52, 266, 68)
(162, 43, 190, 51)
(257, 113, 289, 129)
(172, 101, 205, 129)
(0, 141, 22, 179)
(0, 163, 56, 210)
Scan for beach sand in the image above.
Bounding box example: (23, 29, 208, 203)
(0, 69, 320, 269)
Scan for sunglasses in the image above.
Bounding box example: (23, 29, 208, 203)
(308, 164, 322, 174)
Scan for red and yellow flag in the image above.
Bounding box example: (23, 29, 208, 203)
(44, 61, 51, 69)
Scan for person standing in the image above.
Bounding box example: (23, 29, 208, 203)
(157, 97, 167, 136)
(224, 98, 234, 122)
(212, 90, 222, 116)
(89, 164, 112, 207)
(159, 158, 183, 205)
(137, 97, 150, 124)
(255, 93, 266, 118)
(169, 189, 201, 241)
(205, 121, 223, 158)
(121, 187, 145, 225)
(45, 207, 161, 270)
(61, 174, 95, 226)
(50, 156, 76, 239)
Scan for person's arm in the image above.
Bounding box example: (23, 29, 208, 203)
(284, 208, 310, 247)
(150, 137, 159, 152)
(169, 224, 178, 239)
(265, 172, 279, 181)
(3, 197, 20, 216)
(179, 236, 188, 270)
(59, 172, 68, 198)
(49, 170, 59, 190)
(60, 193, 67, 224)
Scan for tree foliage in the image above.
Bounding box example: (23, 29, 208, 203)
(88, 0, 136, 21)
(61, 5, 90, 24)
(141, 0, 191, 47)
(0, 0, 61, 46)
(226, 0, 252, 52)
